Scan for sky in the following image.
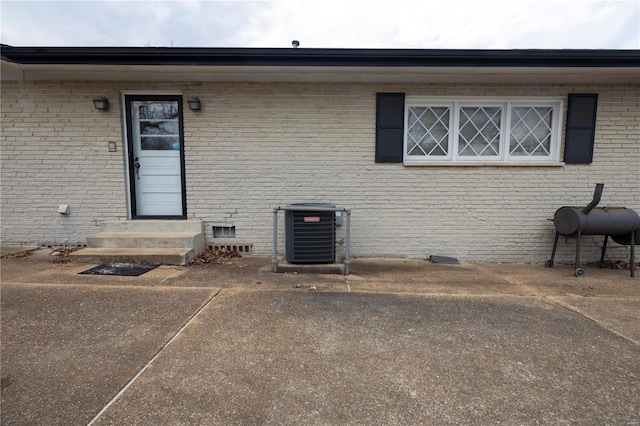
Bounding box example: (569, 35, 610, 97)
(1, 0, 639, 49)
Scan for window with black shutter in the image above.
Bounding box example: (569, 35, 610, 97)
(376, 93, 568, 166)
(564, 94, 598, 164)
(375, 93, 405, 163)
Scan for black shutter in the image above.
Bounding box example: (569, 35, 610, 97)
(375, 93, 405, 163)
(564, 94, 598, 164)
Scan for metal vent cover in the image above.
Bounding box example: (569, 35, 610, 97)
(285, 203, 336, 264)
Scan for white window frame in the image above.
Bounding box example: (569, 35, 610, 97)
(404, 96, 564, 166)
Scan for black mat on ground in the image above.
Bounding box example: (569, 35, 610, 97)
(79, 264, 158, 276)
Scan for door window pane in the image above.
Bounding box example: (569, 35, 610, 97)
(140, 121, 179, 136)
(141, 136, 180, 150)
(134, 101, 180, 151)
(138, 103, 179, 120)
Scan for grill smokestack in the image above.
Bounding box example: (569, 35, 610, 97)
(582, 183, 604, 214)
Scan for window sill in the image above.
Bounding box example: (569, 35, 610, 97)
(403, 161, 565, 167)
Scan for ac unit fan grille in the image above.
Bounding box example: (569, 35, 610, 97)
(285, 209, 336, 263)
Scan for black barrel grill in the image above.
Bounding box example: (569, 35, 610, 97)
(546, 184, 639, 277)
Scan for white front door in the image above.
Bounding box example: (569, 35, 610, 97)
(125, 95, 186, 218)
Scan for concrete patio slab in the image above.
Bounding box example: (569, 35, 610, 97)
(8, 262, 187, 288)
(0, 282, 218, 425)
(1, 249, 638, 425)
(92, 291, 639, 425)
(476, 262, 640, 298)
(0, 245, 38, 257)
(548, 295, 640, 344)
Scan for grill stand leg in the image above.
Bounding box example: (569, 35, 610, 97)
(631, 230, 636, 278)
(545, 231, 560, 268)
(344, 210, 351, 276)
(544, 231, 560, 268)
(575, 230, 585, 277)
(600, 235, 609, 269)
(272, 208, 279, 273)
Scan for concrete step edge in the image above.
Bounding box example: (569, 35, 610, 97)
(70, 248, 198, 266)
(85, 233, 206, 251)
(100, 220, 204, 233)
(88, 232, 203, 238)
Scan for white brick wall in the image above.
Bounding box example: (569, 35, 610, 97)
(2, 81, 638, 264)
(1, 82, 129, 245)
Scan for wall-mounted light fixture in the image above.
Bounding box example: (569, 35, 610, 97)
(93, 97, 109, 110)
(187, 97, 201, 111)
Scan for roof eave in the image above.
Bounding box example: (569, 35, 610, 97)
(2, 45, 639, 67)
(2, 45, 639, 84)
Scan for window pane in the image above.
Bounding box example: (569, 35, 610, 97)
(138, 102, 179, 120)
(141, 136, 180, 150)
(131, 100, 182, 151)
(406, 106, 449, 157)
(139, 120, 179, 136)
(510, 107, 552, 156)
(458, 107, 501, 156)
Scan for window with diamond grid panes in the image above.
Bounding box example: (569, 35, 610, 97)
(458, 106, 501, 157)
(403, 97, 563, 164)
(407, 106, 450, 157)
(509, 107, 552, 157)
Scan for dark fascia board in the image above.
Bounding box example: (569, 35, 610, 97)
(1, 44, 639, 67)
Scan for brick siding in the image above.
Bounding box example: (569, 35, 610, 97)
(2, 81, 638, 263)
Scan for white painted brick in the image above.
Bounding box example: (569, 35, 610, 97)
(1, 81, 638, 265)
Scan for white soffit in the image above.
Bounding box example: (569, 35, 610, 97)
(2, 62, 640, 84)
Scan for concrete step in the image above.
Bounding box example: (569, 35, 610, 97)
(70, 248, 195, 266)
(79, 220, 206, 266)
(86, 232, 204, 250)
(100, 220, 203, 234)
